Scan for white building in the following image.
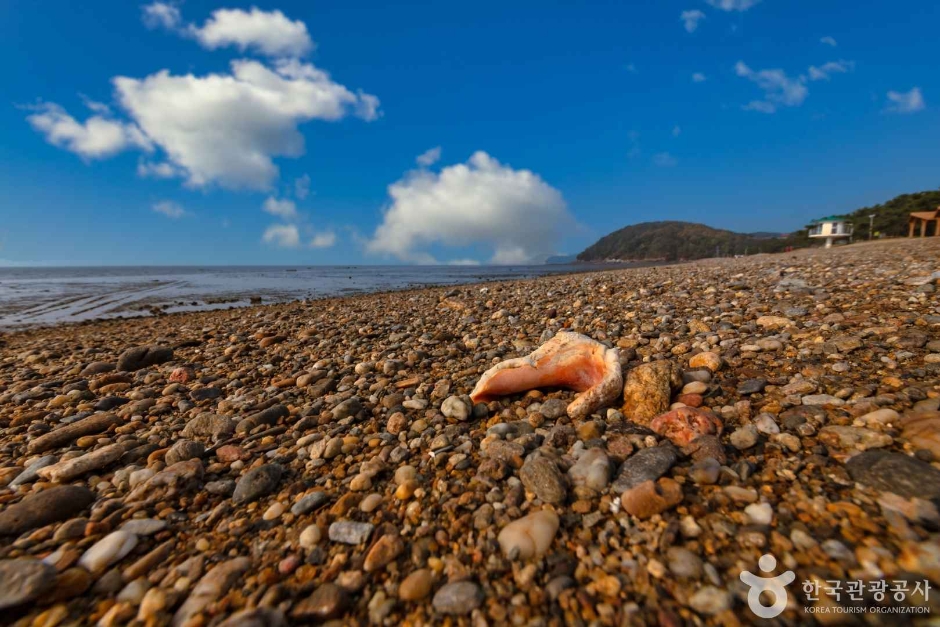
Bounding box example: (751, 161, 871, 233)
(808, 216, 853, 248)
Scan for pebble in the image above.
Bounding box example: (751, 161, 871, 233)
(622, 360, 681, 424)
(364, 534, 404, 572)
(78, 530, 138, 573)
(568, 448, 611, 490)
(291, 491, 330, 515)
(441, 395, 471, 421)
(688, 586, 731, 615)
(730, 424, 759, 450)
(293, 583, 349, 621)
(399, 568, 433, 601)
(497, 509, 560, 560)
(621, 478, 683, 519)
(519, 457, 567, 504)
(329, 521, 374, 544)
(745, 502, 774, 525)
(232, 463, 283, 504)
(432, 581, 483, 615)
(846, 450, 940, 501)
(611, 445, 678, 493)
(688, 352, 722, 372)
(299, 524, 322, 549)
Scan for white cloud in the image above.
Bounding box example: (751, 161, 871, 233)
(79, 94, 112, 115)
(416, 146, 442, 167)
(820, 36, 838, 47)
(735, 61, 808, 113)
(138, 160, 182, 179)
(189, 7, 313, 58)
(692, 72, 707, 83)
(142, 2, 181, 30)
(152, 200, 185, 218)
(886, 87, 925, 114)
(262, 224, 300, 248)
(705, 0, 761, 11)
(26, 103, 151, 159)
(263, 197, 299, 220)
(653, 152, 678, 167)
(367, 151, 570, 264)
(681, 10, 706, 33)
(808, 60, 854, 81)
(672, 125, 681, 137)
(309, 231, 336, 248)
(447, 258, 481, 266)
(295, 174, 311, 199)
(112, 58, 379, 190)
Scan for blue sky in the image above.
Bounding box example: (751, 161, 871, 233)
(1, 0, 937, 266)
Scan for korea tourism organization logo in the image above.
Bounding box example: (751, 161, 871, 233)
(740, 553, 933, 619)
(740, 553, 795, 619)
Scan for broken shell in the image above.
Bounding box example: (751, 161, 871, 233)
(470, 331, 622, 420)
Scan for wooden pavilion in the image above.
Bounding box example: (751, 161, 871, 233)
(909, 208, 940, 237)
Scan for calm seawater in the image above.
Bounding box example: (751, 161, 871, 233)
(0, 263, 634, 328)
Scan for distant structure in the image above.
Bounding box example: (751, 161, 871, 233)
(908, 207, 940, 237)
(808, 216, 853, 248)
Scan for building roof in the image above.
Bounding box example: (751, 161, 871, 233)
(811, 215, 849, 223)
(910, 209, 940, 220)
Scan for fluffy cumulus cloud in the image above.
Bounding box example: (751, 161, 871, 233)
(262, 223, 300, 248)
(26, 103, 151, 159)
(416, 146, 442, 167)
(692, 72, 707, 83)
(367, 151, 570, 264)
(110, 58, 379, 189)
(820, 36, 838, 47)
(27, 6, 378, 191)
(705, 0, 761, 11)
(263, 197, 299, 220)
(735, 61, 808, 113)
(808, 60, 854, 81)
(152, 200, 185, 218)
(189, 7, 314, 58)
(680, 10, 705, 33)
(886, 87, 925, 114)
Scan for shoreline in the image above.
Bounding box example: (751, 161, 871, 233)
(1, 237, 938, 624)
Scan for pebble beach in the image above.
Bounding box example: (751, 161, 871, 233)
(1, 237, 940, 625)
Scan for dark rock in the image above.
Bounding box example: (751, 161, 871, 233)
(0, 559, 56, 610)
(182, 413, 237, 441)
(117, 345, 174, 372)
(291, 491, 330, 516)
(0, 485, 95, 536)
(292, 583, 348, 621)
(846, 451, 940, 502)
(611, 445, 678, 494)
(519, 457, 567, 504)
(165, 439, 205, 466)
(190, 387, 222, 402)
(236, 404, 289, 434)
(737, 378, 767, 395)
(233, 464, 283, 504)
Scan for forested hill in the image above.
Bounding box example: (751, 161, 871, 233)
(842, 190, 940, 237)
(576, 221, 799, 262)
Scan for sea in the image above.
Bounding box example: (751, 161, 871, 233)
(0, 263, 639, 329)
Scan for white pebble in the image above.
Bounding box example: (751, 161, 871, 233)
(79, 530, 138, 573)
(497, 510, 559, 560)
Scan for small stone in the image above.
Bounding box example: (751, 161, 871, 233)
(754, 414, 780, 435)
(497, 509, 560, 560)
(846, 450, 940, 501)
(802, 394, 844, 406)
(233, 464, 283, 504)
(0, 559, 56, 610)
(622, 361, 682, 424)
(121, 519, 166, 536)
(689, 458, 720, 485)
(819, 426, 891, 451)
(650, 407, 723, 448)
(539, 399, 567, 420)
(263, 502, 285, 521)
(682, 381, 708, 395)
(364, 534, 404, 572)
(291, 491, 330, 516)
(332, 398, 363, 420)
(165, 439, 204, 466)
(621, 478, 683, 519)
(730, 424, 759, 450)
(611, 445, 678, 493)
(360, 494, 383, 513)
(78, 530, 138, 573)
(688, 352, 722, 372)
(299, 525, 322, 549)
(737, 378, 766, 395)
(399, 569, 433, 601)
(519, 457, 567, 504)
(666, 547, 703, 580)
(329, 521, 374, 544)
(745, 502, 774, 525)
(117, 345, 174, 372)
(432, 581, 483, 615)
(688, 586, 731, 615)
(568, 449, 611, 491)
(174, 558, 250, 626)
(292, 583, 349, 621)
(441, 396, 471, 421)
